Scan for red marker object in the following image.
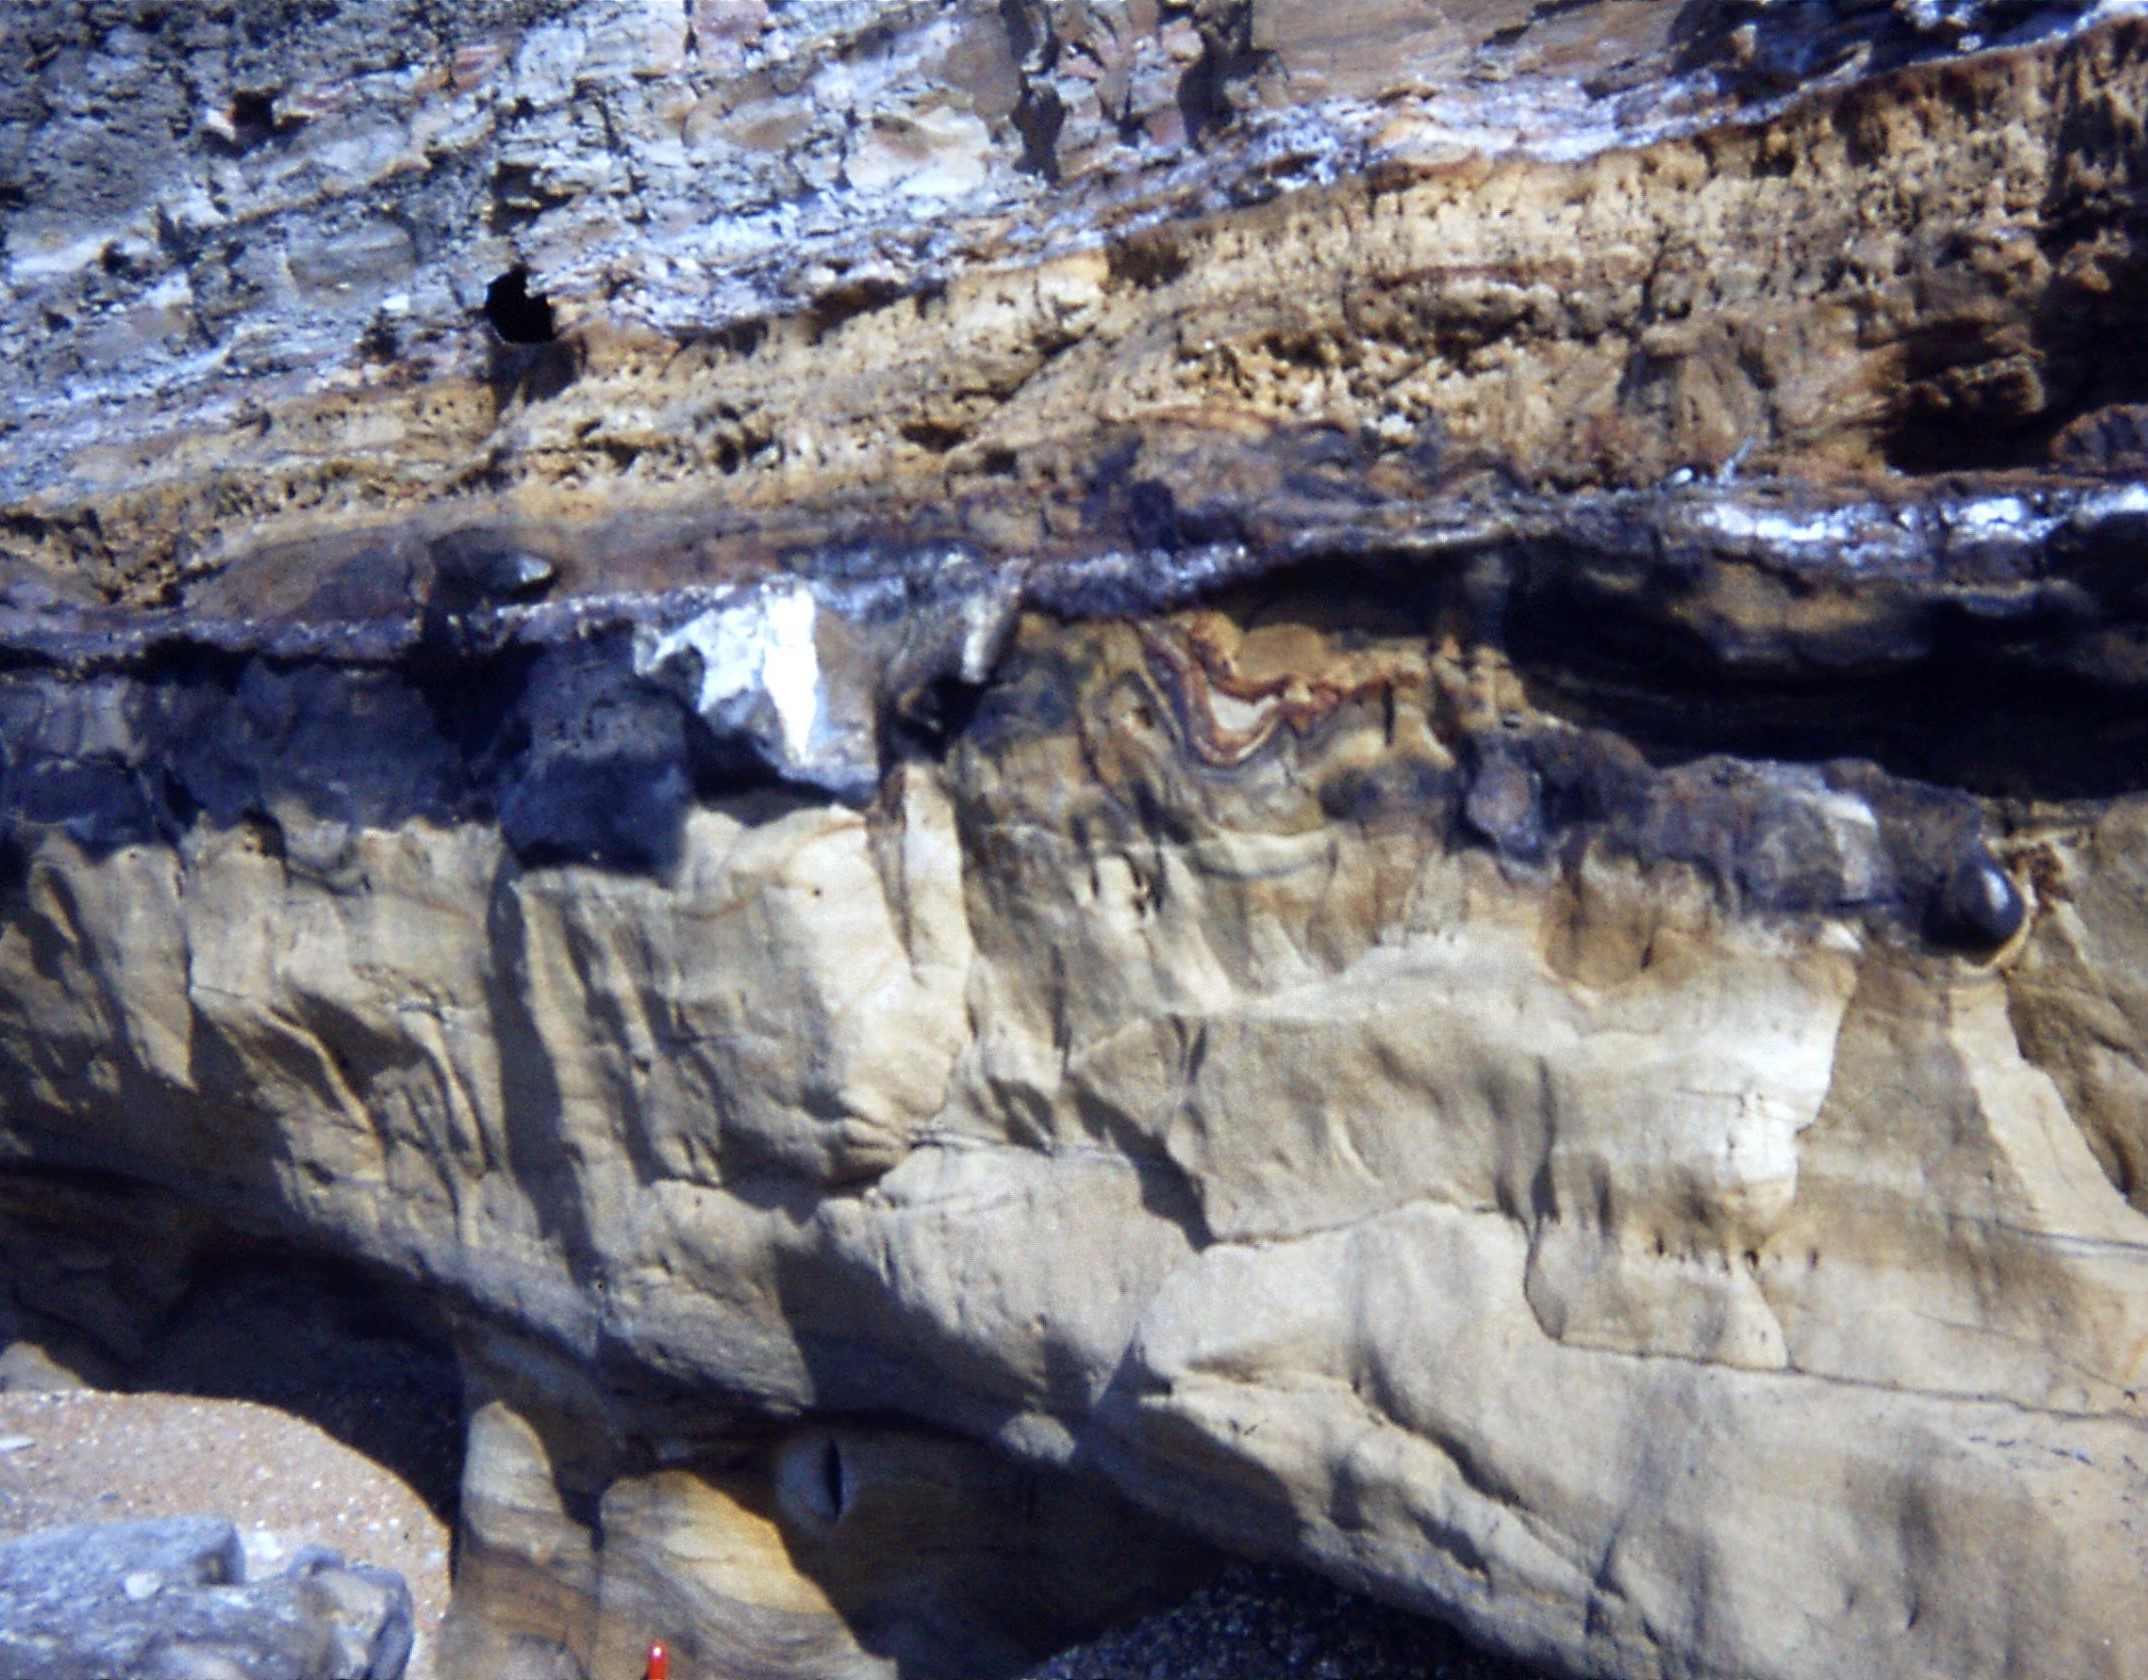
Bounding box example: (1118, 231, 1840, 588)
(645, 1642, 670, 1680)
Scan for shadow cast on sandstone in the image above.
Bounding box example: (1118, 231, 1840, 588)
(0, 1184, 465, 1526)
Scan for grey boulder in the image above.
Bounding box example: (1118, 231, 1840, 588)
(0, 1516, 413, 1680)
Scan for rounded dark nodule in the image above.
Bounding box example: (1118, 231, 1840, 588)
(1463, 750, 1545, 861)
(1928, 849, 2026, 951)
(484, 269, 556, 344)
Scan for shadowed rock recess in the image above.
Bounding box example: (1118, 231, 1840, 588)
(7, 2, 2148, 1677)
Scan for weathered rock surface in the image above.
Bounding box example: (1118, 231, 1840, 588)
(0, 1514, 414, 1680)
(6, 4, 2148, 1680)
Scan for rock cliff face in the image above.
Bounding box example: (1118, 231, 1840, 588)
(6, 4, 2148, 1679)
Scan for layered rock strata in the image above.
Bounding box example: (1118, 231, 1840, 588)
(6, 5, 2148, 1680)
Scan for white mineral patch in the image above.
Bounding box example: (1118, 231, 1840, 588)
(638, 578, 822, 767)
(1944, 495, 2061, 544)
(1812, 788, 1889, 904)
(6, 231, 118, 284)
(1208, 690, 1278, 738)
(243, 1527, 284, 1570)
(1692, 483, 2148, 569)
(2081, 481, 2148, 518)
(1689, 500, 1880, 555)
(760, 581, 823, 765)
(958, 569, 1024, 684)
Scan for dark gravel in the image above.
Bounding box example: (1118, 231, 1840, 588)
(1029, 1561, 1560, 1680)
